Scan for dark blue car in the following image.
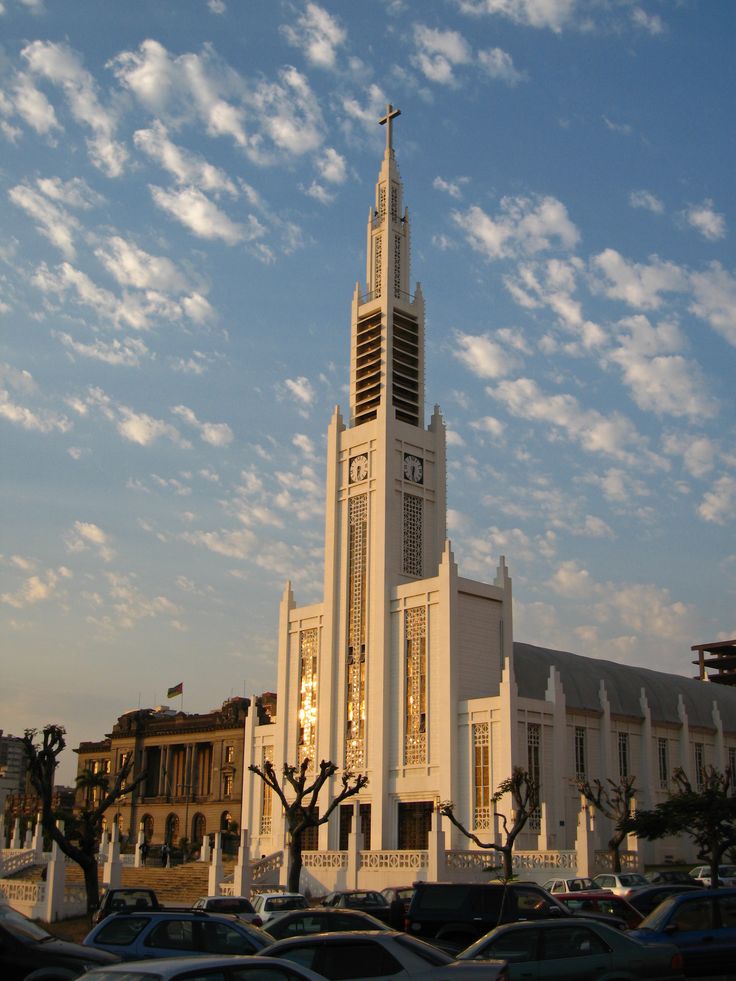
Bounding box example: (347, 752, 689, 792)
(629, 887, 736, 977)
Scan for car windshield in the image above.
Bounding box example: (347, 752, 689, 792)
(266, 897, 308, 911)
(637, 895, 679, 931)
(393, 933, 453, 965)
(205, 898, 254, 913)
(84, 973, 161, 981)
(0, 905, 52, 942)
(620, 875, 647, 886)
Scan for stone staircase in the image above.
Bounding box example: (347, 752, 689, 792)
(11, 860, 237, 906)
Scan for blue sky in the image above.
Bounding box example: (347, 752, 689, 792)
(1, 0, 734, 783)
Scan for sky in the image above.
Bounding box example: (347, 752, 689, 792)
(1, 0, 734, 784)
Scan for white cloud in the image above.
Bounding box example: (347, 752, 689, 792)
(281, 3, 347, 69)
(95, 236, 188, 292)
(603, 116, 632, 136)
(454, 331, 519, 379)
(478, 47, 527, 86)
(64, 520, 115, 561)
(316, 147, 347, 184)
(454, 195, 579, 260)
(0, 388, 71, 433)
(470, 415, 505, 438)
(607, 315, 717, 420)
(698, 476, 736, 525)
(591, 249, 686, 309)
(251, 66, 324, 157)
(208, 0, 226, 13)
(9, 182, 80, 259)
(684, 200, 726, 241)
(688, 262, 736, 347)
(56, 331, 149, 367)
(663, 434, 717, 478)
(284, 376, 315, 407)
(413, 24, 472, 84)
(547, 559, 595, 598)
(182, 527, 256, 560)
(117, 407, 184, 447)
(12, 72, 60, 134)
(629, 190, 664, 214)
(433, 176, 469, 199)
(488, 376, 665, 468)
(133, 121, 238, 195)
(631, 7, 666, 36)
(458, 0, 577, 33)
(171, 404, 233, 446)
(149, 185, 254, 245)
(22, 41, 127, 176)
(1, 565, 71, 608)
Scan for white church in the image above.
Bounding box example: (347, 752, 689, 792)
(240, 107, 736, 891)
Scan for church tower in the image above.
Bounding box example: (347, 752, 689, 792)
(242, 107, 513, 856)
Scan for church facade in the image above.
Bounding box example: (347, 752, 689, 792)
(240, 110, 736, 887)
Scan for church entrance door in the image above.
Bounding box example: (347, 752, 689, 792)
(398, 801, 433, 850)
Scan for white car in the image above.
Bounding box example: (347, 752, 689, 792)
(252, 891, 309, 924)
(542, 876, 601, 894)
(592, 872, 649, 896)
(83, 955, 329, 981)
(689, 864, 736, 886)
(263, 930, 508, 981)
(191, 894, 263, 925)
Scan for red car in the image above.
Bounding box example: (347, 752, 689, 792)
(557, 890, 644, 928)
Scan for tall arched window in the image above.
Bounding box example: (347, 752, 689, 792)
(192, 812, 206, 845)
(141, 814, 154, 842)
(165, 812, 180, 844)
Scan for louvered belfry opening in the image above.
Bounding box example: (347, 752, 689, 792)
(392, 310, 419, 425)
(355, 311, 383, 425)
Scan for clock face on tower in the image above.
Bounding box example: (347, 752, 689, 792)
(349, 454, 369, 483)
(403, 453, 424, 484)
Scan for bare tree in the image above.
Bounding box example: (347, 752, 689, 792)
(22, 724, 145, 916)
(439, 766, 539, 881)
(576, 775, 636, 873)
(249, 758, 368, 893)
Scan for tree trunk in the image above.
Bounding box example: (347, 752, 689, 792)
(82, 853, 100, 917)
(501, 846, 513, 880)
(288, 834, 303, 894)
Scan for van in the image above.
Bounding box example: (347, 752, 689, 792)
(405, 881, 569, 950)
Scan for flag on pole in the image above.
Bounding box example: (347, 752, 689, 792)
(167, 682, 183, 699)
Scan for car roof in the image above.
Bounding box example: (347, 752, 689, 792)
(268, 929, 401, 942)
(557, 891, 623, 899)
(92, 954, 326, 977)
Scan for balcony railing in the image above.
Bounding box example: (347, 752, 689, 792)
(359, 288, 415, 306)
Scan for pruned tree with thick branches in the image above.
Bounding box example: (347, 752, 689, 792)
(439, 766, 539, 881)
(576, 774, 636, 873)
(624, 765, 736, 888)
(249, 757, 368, 893)
(22, 724, 145, 916)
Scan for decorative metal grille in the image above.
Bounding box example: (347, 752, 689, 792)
(574, 726, 586, 780)
(405, 606, 427, 765)
(374, 236, 382, 299)
(297, 628, 318, 768)
(259, 744, 272, 835)
(402, 494, 423, 577)
(618, 731, 629, 777)
(391, 185, 398, 220)
(379, 186, 386, 222)
(394, 235, 401, 298)
(694, 742, 705, 789)
(473, 722, 491, 829)
(346, 494, 368, 771)
(658, 737, 668, 789)
(527, 723, 541, 832)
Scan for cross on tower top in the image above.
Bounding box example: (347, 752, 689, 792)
(379, 103, 401, 152)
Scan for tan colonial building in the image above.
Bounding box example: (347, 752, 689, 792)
(238, 108, 736, 888)
(75, 695, 274, 852)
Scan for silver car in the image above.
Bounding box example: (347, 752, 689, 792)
(83, 955, 329, 981)
(262, 930, 508, 981)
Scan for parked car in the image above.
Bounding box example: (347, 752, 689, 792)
(542, 876, 600, 894)
(191, 895, 263, 925)
(646, 870, 702, 886)
(380, 886, 415, 927)
(92, 887, 162, 925)
(592, 872, 650, 896)
(252, 892, 309, 925)
(83, 910, 272, 960)
(629, 887, 736, 977)
(262, 930, 509, 981)
(321, 890, 393, 924)
(628, 884, 703, 918)
(0, 902, 120, 981)
(82, 954, 329, 981)
(689, 865, 736, 887)
(265, 907, 391, 940)
(405, 880, 574, 950)
(457, 916, 684, 980)
(556, 890, 644, 928)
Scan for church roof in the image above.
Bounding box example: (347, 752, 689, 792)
(514, 641, 736, 732)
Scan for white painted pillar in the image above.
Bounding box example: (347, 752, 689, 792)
(208, 831, 223, 895)
(574, 797, 595, 877)
(346, 802, 362, 889)
(43, 820, 67, 923)
(233, 829, 252, 897)
(103, 823, 121, 890)
(712, 702, 725, 771)
(200, 833, 211, 863)
(428, 806, 446, 881)
(544, 666, 567, 850)
(677, 695, 691, 781)
(32, 812, 44, 860)
(11, 819, 21, 849)
(0, 813, 5, 851)
(134, 822, 145, 868)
